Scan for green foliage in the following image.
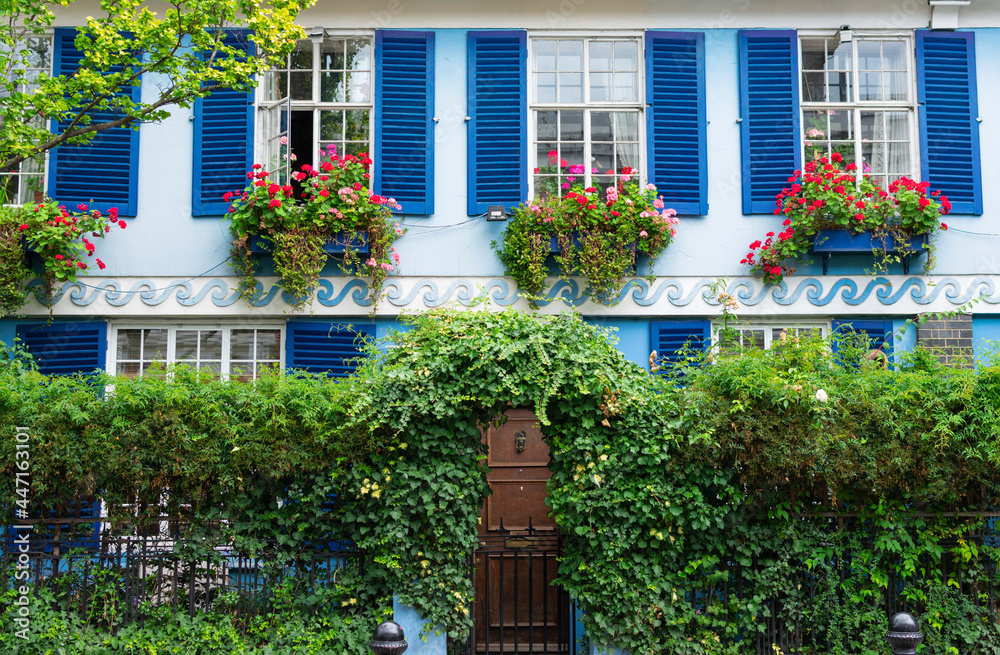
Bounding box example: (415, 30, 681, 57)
(0, 583, 388, 654)
(3, 310, 1000, 654)
(493, 181, 678, 306)
(1, 0, 313, 176)
(225, 151, 404, 311)
(745, 155, 949, 284)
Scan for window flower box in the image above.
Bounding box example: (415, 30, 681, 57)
(494, 180, 678, 307)
(812, 230, 928, 275)
(250, 231, 370, 256)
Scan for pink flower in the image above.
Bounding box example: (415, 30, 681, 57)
(393, 253, 401, 263)
(653, 198, 664, 210)
(366, 258, 377, 266)
(280, 136, 288, 145)
(639, 230, 648, 237)
(645, 183, 656, 191)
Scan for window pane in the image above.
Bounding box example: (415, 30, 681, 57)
(201, 331, 223, 360)
(826, 71, 851, 103)
(800, 38, 827, 70)
(742, 329, 765, 350)
(859, 71, 881, 101)
(614, 41, 638, 71)
(829, 109, 851, 141)
(346, 110, 370, 142)
(802, 71, 826, 103)
(882, 41, 906, 70)
(590, 72, 611, 102)
(830, 41, 852, 70)
(591, 112, 613, 142)
(290, 71, 312, 101)
(117, 330, 141, 360)
(560, 111, 584, 141)
(592, 143, 614, 175)
(290, 42, 312, 69)
(534, 40, 557, 70)
(347, 39, 372, 70)
(887, 143, 910, 176)
(535, 72, 556, 103)
(886, 72, 907, 102)
(320, 72, 345, 102)
(857, 41, 882, 71)
(536, 111, 557, 140)
(144, 329, 167, 361)
(613, 72, 638, 102)
(590, 42, 613, 72)
(558, 72, 583, 103)
(558, 40, 584, 71)
(229, 363, 253, 383)
(561, 144, 585, 176)
(117, 362, 140, 377)
(615, 113, 639, 142)
(257, 330, 281, 360)
(176, 331, 198, 360)
(321, 38, 345, 70)
(616, 143, 639, 172)
(231, 330, 254, 361)
(320, 110, 344, 140)
(885, 111, 909, 141)
(347, 71, 370, 102)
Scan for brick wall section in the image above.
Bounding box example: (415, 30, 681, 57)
(916, 314, 973, 368)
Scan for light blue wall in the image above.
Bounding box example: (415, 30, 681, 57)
(974, 315, 1000, 366)
(87, 23, 1000, 284)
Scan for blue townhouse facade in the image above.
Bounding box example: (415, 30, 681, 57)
(7, 2, 1000, 652)
(4, 0, 1000, 378)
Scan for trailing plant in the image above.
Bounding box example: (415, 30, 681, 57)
(494, 175, 678, 306)
(743, 153, 950, 284)
(225, 145, 404, 311)
(0, 200, 122, 314)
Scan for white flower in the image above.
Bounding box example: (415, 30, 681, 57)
(815, 389, 828, 403)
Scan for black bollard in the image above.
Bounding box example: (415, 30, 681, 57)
(370, 620, 409, 655)
(886, 612, 924, 655)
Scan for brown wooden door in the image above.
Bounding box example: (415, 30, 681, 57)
(473, 408, 569, 655)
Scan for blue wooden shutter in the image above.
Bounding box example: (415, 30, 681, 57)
(467, 31, 527, 215)
(16, 321, 108, 375)
(650, 319, 712, 371)
(49, 27, 140, 216)
(375, 31, 434, 215)
(645, 31, 707, 216)
(738, 30, 801, 215)
(831, 318, 893, 359)
(916, 30, 982, 215)
(286, 322, 373, 377)
(192, 30, 255, 216)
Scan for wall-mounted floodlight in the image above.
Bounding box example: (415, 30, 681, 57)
(838, 25, 852, 43)
(487, 206, 507, 221)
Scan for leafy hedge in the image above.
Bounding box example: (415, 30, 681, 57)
(2, 312, 1000, 655)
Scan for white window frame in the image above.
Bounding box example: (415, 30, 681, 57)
(712, 319, 832, 352)
(2, 33, 53, 205)
(527, 31, 647, 198)
(255, 29, 375, 182)
(107, 323, 286, 381)
(798, 29, 920, 186)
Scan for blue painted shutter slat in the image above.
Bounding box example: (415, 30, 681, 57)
(646, 31, 707, 216)
(285, 322, 373, 378)
(467, 31, 527, 215)
(49, 28, 140, 216)
(916, 30, 982, 215)
(375, 31, 434, 215)
(192, 30, 255, 216)
(650, 319, 712, 371)
(739, 30, 801, 215)
(16, 321, 108, 375)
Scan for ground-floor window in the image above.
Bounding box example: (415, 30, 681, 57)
(111, 325, 283, 381)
